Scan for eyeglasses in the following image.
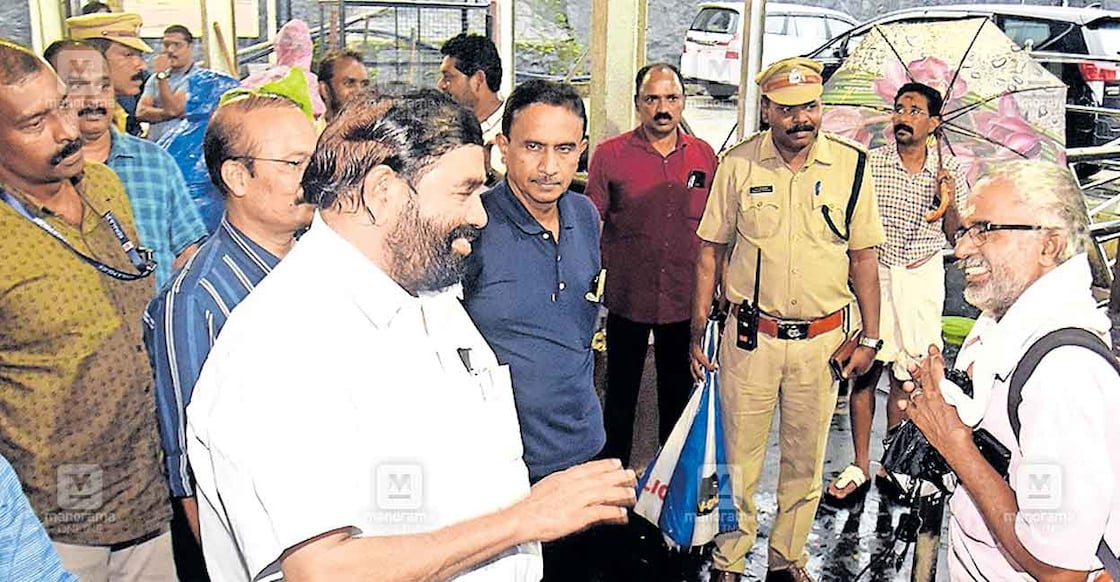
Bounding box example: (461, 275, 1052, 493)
(231, 156, 310, 173)
(954, 221, 1049, 245)
(892, 105, 930, 118)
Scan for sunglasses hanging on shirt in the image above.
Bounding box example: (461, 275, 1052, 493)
(1, 189, 155, 281)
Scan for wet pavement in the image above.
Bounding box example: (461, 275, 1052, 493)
(595, 353, 952, 582)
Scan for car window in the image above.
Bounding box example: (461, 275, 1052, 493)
(789, 16, 831, 41)
(691, 7, 739, 34)
(997, 16, 1087, 53)
(826, 17, 855, 37)
(765, 15, 786, 35)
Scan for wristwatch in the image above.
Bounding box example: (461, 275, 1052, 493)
(858, 336, 884, 352)
(155, 69, 171, 81)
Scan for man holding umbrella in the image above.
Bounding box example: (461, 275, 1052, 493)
(691, 56, 884, 582)
(827, 81, 970, 503)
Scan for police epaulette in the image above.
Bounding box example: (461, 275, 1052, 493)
(718, 130, 764, 160)
(824, 132, 868, 154)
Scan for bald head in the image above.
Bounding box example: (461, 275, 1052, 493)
(0, 38, 47, 87)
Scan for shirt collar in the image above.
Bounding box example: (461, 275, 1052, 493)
(627, 126, 689, 155)
(886, 143, 938, 176)
(216, 215, 281, 274)
(107, 128, 137, 161)
(759, 130, 833, 166)
(488, 180, 576, 235)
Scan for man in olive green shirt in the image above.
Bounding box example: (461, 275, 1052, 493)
(0, 39, 173, 580)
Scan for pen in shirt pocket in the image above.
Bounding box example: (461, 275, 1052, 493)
(585, 269, 607, 303)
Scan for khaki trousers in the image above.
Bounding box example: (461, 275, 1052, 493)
(53, 531, 176, 582)
(712, 312, 845, 573)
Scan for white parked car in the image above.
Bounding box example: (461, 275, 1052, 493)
(680, 2, 857, 99)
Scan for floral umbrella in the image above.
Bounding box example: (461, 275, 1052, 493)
(821, 18, 1067, 185)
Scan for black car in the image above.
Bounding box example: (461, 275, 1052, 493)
(808, 4, 1120, 152)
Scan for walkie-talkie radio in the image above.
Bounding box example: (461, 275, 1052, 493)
(736, 248, 762, 351)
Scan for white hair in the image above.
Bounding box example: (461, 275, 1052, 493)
(970, 160, 1090, 262)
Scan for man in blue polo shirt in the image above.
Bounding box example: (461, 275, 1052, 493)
(462, 80, 606, 580)
(142, 75, 316, 573)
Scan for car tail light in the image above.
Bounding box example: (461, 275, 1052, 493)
(724, 32, 740, 58)
(1080, 62, 1118, 82)
(726, 50, 740, 59)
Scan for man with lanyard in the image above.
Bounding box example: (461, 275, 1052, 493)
(438, 33, 506, 183)
(137, 24, 198, 142)
(65, 12, 151, 136)
(0, 39, 174, 580)
(827, 81, 969, 503)
(902, 160, 1120, 581)
(691, 56, 884, 582)
(45, 40, 208, 289)
(588, 63, 718, 468)
(184, 89, 635, 581)
(143, 70, 318, 571)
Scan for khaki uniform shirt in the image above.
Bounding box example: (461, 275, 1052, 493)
(697, 131, 885, 320)
(0, 163, 170, 545)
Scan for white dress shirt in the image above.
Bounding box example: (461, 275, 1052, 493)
(187, 214, 542, 582)
(947, 254, 1120, 580)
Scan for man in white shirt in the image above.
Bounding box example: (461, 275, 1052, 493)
(438, 33, 506, 183)
(186, 89, 636, 582)
(901, 160, 1120, 581)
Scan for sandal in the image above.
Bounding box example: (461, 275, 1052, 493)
(823, 464, 869, 506)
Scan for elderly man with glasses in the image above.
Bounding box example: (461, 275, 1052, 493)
(143, 71, 318, 556)
(826, 81, 970, 505)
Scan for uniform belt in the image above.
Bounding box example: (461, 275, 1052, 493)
(730, 305, 844, 340)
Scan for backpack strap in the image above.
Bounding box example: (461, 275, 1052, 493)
(1007, 327, 1120, 579)
(821, 149, 866, 242)
(1007, 327, 1120, 442)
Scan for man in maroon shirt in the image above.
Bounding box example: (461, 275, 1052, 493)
(587, 63, 718, 467)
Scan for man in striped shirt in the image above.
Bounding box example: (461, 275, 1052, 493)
(142, 88, 316, 555)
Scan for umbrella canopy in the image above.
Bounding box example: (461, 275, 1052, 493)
(821, 18, 1067, 184)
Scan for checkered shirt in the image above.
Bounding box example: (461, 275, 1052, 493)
(107, 128, 208, 287)
(869, 145, 969, 267)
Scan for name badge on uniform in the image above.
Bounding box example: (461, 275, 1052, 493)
(687, 170, 707, 189)
(749, 185, 774, 195)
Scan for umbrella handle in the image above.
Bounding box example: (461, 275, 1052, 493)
(924, 134, 952, 223)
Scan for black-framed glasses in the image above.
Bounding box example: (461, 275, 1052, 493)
(954, 221, 1049, 245)
(231, 156, 310, 172)
(892, 105, 929, 118)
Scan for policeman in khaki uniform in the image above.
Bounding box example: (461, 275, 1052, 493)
(690, 57, 884, 582)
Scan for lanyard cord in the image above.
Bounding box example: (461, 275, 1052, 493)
(0, 189, 154, 281)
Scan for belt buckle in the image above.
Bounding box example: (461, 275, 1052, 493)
(777, 321, 809, 340)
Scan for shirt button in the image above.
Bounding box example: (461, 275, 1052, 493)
(791, 299, 799, 306)
(542, 233, 550, 240)
(557, 255, 562, 262)
(559, 282, 567, 291)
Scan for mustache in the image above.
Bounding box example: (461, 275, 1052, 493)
(49, 140, 84, 166)
(131, 72, 145, 82)
(654, 112, 673, 121)
(78, 105, 109, 118)
(787, 124, 814, 134)
(447, 224, 481, 246)
(894, 123, 914, 134)
(956, 257, 988, 272)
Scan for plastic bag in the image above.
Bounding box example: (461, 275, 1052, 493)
(634, 319, 738, 548)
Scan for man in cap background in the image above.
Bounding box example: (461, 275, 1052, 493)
(691, 56, 884, 582)
(65, 12, 151, 135)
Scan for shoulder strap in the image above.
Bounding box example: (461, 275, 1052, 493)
(820, 149, 867, 242)
(1007, 327, 1120, 443)
(1009, 328, 1120, 577)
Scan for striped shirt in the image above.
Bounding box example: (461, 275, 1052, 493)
(107, 128, 208, 287)
(0, 455, 75, 581)
(143, 217, 279, 497)
(869, 145, 969, 267)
